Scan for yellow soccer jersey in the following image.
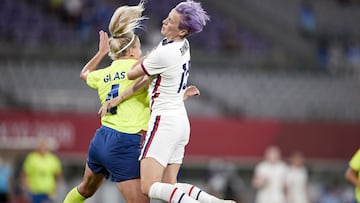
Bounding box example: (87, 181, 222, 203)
(349, 148, 360, 202)
(87, 59, 150, 133)
(23, 152, 61, 195)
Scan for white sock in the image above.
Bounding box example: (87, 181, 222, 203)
(175, 183, 235, 203)
(148, 182, 200, 203)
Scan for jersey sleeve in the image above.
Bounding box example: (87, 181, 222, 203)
(142, 47, 175, 76)
(86, 69, 104, 89)
(349, 149, 360, 170)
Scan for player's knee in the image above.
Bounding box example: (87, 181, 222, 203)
(140, 184, 149, 196)
(162, 176, 177, 185)
(140, 180, 151, 196)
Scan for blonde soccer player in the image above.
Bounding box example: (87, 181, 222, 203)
(62, 2, 150, 203)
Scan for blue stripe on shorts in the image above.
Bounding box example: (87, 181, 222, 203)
(87, 126, 141, 182)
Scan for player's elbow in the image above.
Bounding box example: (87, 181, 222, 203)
(344, 167, 355, 181)
(345, 168, 351, 180)
(127, 71, 136, 80)
(79, 73, 87, 81)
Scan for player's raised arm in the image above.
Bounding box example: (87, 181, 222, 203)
(80, 30, 110, 81)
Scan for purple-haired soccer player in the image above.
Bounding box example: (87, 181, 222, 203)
(126, 1, 236, 202)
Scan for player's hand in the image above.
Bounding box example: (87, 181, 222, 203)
(98, 30, 110, 56)
(183, 85, 200, 101)
(98, 97, 121, 117)
(98, 101, 110, 117)
(98, 100, 116, 117)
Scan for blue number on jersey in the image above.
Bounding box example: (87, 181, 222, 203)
(105, 84, 120, 114)
(177, 61, 190, 93)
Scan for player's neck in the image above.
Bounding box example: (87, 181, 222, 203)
(165, 36, 184, 43)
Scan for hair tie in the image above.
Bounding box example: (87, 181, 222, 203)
(115, 33, 136, 54)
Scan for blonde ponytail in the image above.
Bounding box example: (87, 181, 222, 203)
(108, 0, 147, 60)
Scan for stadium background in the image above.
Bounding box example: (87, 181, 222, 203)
(0, 0, 359, 202)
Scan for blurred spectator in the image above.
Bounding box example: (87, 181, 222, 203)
(344, 37, 360, 77)
(21, 137, 62, 203)
(62, 0, 83, 25)
(286, 151, 310, 203)
(0, 156, 13, 203)
(298, 0, 316, 39)
(344, 148, 360, 203)
(316, 35, 331, 71)
(221, 20, 242, 54)
(205, 159, 245, 202)
(318, 182, 342, 203)
(78, 1, 97, 42)
(336, 0, 352, 6)
(223, 163, 246, 203)
(206, 159, 227, 197)
(45, 0, 65, 14)
(328, 39, 345, 75)
(252, 146, 288, 203)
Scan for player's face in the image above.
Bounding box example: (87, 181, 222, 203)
(161, 9, 187, 40)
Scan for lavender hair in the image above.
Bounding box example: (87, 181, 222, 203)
(175, 0, 210, 36)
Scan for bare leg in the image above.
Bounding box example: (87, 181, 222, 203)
(162, 163, 181, 184)
(140, 158, 199, 203)
(140, 157, 165, 195)
(77, 164, 104, 198)
(116, 179, 149, 203)
(63, 164, 104, 203)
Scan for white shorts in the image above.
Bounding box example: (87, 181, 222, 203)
(139, 114, 190, 167)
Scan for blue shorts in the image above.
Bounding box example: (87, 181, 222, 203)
(87, 126, 141, 182)
(29, 193, 52, 203)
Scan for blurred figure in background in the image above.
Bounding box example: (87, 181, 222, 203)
(206, 159, 228, 198)
(22, 138, 62, 203)
(298, 0, 316, 39)
(318, 182, 342, 203)
(345, 148, 360, 203)
(205, 159, 245, 203)
(252, 145, 287, 203)
(0, 156, 13, 203)
(286, 151, 310, 203)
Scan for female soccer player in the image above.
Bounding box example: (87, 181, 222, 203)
(113, 1, 236, 202)
(62, 2, 150, 203)
(64, 2, 201, 202)
(345, 148, 360, 203)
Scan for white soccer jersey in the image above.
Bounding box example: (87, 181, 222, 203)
(141, 38, 190, 116)
(254, 161, 288, 203)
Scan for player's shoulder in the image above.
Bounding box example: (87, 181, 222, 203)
(158, 39, 188, 55)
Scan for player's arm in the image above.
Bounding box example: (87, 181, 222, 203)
(80, 30, 109, 81)
(127, 56, 147, 80)
(345, 167, 360, 188)
(252, 175, 267, 189)
(98, 75, 150, 116)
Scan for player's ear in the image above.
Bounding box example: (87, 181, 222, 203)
(179, 29, 188, 38)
